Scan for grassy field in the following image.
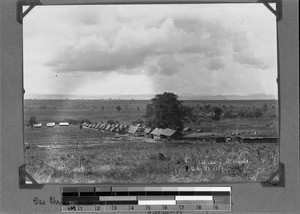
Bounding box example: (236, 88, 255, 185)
(24, 99, 150, 124)
(24, 99, 279, 183)
(25, 125, 279, 184)
(24, 99, 278, 124)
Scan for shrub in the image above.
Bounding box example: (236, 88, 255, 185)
(107, 120, 115, 124)
(115, 106, 122, 111)
(253, 108, 263, 117)
(212, 107, 223, 120)
(262, 103, 268, 112)
(28, 116, 37, 128)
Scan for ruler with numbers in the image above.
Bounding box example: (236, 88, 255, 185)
(61, 186, 231, 212)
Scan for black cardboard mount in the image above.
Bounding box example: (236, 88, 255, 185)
(19, 164, 44, 189)
(18, 0, 284, 190)
(258, 0, 282, 21)
(260, 162, 285, 187)
(17, 0, 42, 24)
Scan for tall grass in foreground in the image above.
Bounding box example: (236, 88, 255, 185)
(25, 140, 279, 184)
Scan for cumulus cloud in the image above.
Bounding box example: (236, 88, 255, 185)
(157, 55, 182, 76)
(48, 18, 181, 73)
(207, 57, 225, 71)
(46, 15, 236, 74)
(48, 49, 145, 73)
(24, 4, 277, 96)
(233, 51, 269, 69)
(151, 62, 266, 96)
(231, 31, 249, 53)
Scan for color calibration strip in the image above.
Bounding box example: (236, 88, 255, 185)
(61, 187, 231, 212)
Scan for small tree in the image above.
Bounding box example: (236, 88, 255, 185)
(28, 116, 37, 128)
(115, 105, 122, 111)
(212, 107, 223, 121)
(204, 104, 212, 111)
(238, 109, 246, 118)
(254, 108, 263, 117)
(262, 103, 268, 112)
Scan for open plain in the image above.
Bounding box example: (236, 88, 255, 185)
(24, 99, 279, 183)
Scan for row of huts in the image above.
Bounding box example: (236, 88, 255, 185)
(81, 122, 183, 140)
(33, 122, 69, 128)
(81, 122, 129, 134)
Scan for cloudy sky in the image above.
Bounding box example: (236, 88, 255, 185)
(23, 3, 277, 98)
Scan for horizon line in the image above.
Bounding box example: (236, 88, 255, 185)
(24, 93, 278, 101)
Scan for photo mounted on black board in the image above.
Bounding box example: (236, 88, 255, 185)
(23, 4, 279, 184)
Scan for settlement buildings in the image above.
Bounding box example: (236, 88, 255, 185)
(37, 120, 278, 144)
(128, 125, 143, 136)
(46, 122, 55, 127)
(183, 132, 226, 143)
(59, 122, 69, 126)
(33, 123, 42, 128)
(150, 128, 182, 140)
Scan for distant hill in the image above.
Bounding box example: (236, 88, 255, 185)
(179, 93, 277, 100)
(24, 94, 155, 100)
(24, 93, 277, 100)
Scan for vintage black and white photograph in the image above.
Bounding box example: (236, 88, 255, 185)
(23, 3, 279, 184)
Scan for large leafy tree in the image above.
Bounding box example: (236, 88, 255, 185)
(145, 92, 191, 130)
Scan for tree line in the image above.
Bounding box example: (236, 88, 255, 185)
(143, 92, 275, 131)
